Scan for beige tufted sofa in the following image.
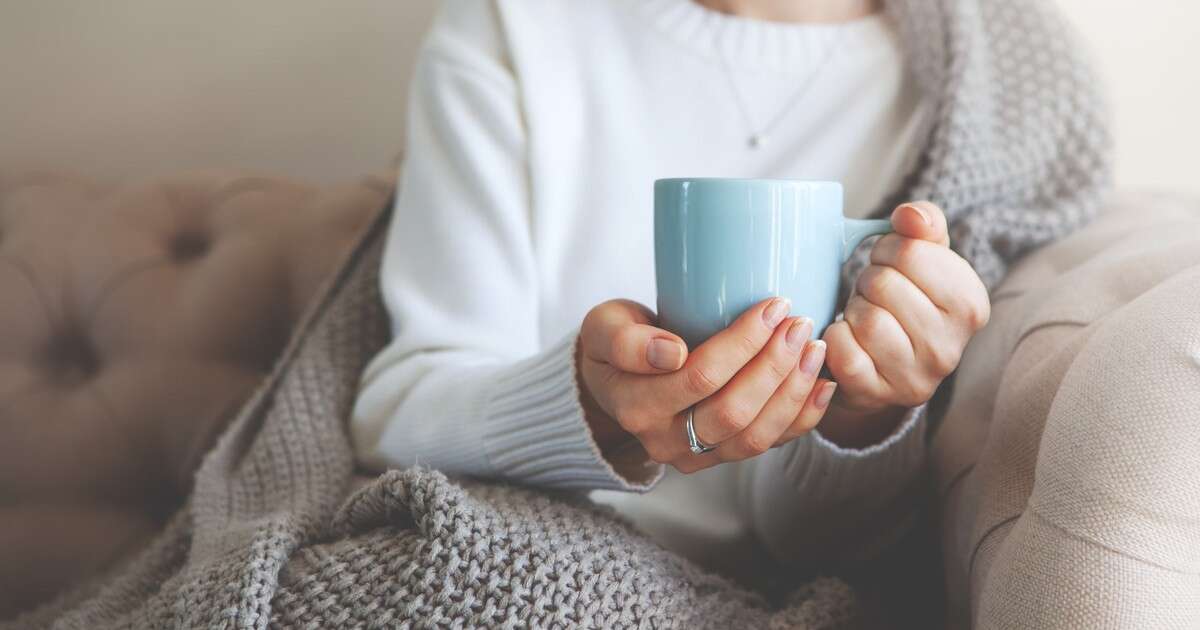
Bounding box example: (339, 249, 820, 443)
(0, 171, 389, 616)
(936, 193, 1200, 628)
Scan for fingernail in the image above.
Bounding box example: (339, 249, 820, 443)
(799, 339, 826, 375)
(785, 317, 813, 351)
(763, 298, 790, 328)
(814, 381, 837, 409)
(647, 338, 684, 370)
(902, 203, 932, 226)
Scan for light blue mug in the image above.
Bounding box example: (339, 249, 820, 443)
(654, 178, 892, 348)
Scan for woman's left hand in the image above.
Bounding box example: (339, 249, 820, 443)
(819, 201, 990, 447)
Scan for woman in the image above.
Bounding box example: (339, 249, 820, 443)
(352, 0, 1109, 576)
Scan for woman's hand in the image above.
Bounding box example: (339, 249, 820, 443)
(577, 298, 836, 474)
(819, 201, 991, 447)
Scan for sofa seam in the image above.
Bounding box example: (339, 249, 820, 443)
(1026, 506, 1200, 576)
(968, 507, 1200, 594)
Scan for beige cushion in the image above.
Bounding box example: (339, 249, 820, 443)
(935, 192, 1200, 628)
(0, 171, 388, 617)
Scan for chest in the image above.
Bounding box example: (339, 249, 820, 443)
(520, 38, 926, 342)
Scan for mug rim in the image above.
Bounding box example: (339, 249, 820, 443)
(655, 177, 841, 187)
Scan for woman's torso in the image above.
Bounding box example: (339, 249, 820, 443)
(492, 0, 929, 568)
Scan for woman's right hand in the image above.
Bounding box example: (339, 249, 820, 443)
(577, 298, 837, 473)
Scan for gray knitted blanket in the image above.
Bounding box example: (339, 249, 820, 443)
(5, 0, 1108, 627)
(8, 213, 858, 629)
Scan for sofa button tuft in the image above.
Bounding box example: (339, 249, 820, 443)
(168, 231, 210, 262)
(44, 327, 101, 385)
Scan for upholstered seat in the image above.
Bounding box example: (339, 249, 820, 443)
(0, 171, 389, 616)
(935, 193, 1200, 627)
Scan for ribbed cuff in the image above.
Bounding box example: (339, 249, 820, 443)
(482, 331, 663, 491)
(748, 404, 928, 564)
(791, 404, 928, 505)
(796, 405, 926, 504)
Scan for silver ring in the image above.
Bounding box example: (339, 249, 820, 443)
(685, 406, 716, 455)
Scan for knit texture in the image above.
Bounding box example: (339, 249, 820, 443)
(275, 470, 858, 628)
(3, 0, 1111, 626)
(844, 0, 1111, 290)
(3, 210, 858, 629)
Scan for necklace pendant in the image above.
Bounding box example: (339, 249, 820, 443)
(748, 133, 764, 149)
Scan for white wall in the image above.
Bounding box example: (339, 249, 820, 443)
(0, 1, 438, 184)
(1057, 0, 1200, 195)
(0, 1, 1197, 195)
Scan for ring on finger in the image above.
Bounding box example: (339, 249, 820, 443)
(685, 406, 716, 455)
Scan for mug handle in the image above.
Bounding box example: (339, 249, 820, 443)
(842, 218, 894, 262)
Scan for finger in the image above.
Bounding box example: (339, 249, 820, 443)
(581, 299, 688, 373)
(670, 447, 724, 475)
(855, 263, 971, 379)
(691, 316, 813, 446)
(855, 264, 946, 352)
(822, 320, 888, 405)
(718, 339, 825, 461)
(890, 201, 949, 247)
(842, 296, 916, 391)
(634, 411, 724, 474)
(870, 237, 989, 327)
(655, 297, 792, 412)
(775, 379, 838, 445)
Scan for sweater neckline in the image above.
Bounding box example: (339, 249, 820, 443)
(629, 0, 894, 71)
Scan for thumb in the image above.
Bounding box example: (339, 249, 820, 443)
(581, 299, 688, 374)
(891, 200, 950, 247)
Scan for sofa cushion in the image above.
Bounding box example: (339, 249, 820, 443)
(934, 192, 1200, 627)
(0, 170, 389, 617)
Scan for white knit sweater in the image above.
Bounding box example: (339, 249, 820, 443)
(352, 0, 931, 569)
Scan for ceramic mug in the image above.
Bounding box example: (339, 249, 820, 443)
(654, 178, 892, 348)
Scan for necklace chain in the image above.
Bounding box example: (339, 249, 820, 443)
(716, 28, 844, 149)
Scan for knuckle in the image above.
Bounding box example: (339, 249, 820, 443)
(683, 363, 722, 398)
(643, 441, 672, 465)
(786, 380, 812, 404)
(614, 413, 642, 435)
(859, 266, 896, 300)
(836, 352, 872, 381)
(852, 305, 893, 346)
(610, 298, 651, 321)
(614, 405, 650, 434)
(581, 304, 604, 331)
(874, 233, 903, 256)
(739, 431, 772, 456)
(966, 297, 991, 330)
(928, 344, 962, 376)
(894, 238, 926, 270)
(712, 401, 753, 434)
(896, 380, 932, 407)
(824, 325, 868, 382)
(586, 300, 620, 327)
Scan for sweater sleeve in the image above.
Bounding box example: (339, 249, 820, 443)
(737, 404, 928, 566)
(351, 2, 660, 492)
